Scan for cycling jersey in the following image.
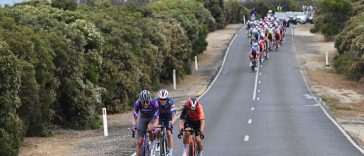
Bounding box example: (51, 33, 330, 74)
(180, 101, 204, 122)
(259, 40, 265, 52)
(155, 97, 176, 115)
(251, 43, 260, 53)
(133, 99, 159, 119)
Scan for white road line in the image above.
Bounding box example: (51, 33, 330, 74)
(258, 80, 261, 84)
(248, 119, 252, 124)
(132, 25, 248, 156)
(259, 72, 262, 76)
(257, 97, 260, 101)
(244, 135, 250, 141)
(258, 90, 260, 93)
(251, 107, 255, 111)
(252, 62, 260, 100)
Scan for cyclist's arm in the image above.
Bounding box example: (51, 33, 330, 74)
(131, 116, 137, 127)
(179, 106, 187, 130)
(198, 105, 205, 133)
(200, 119, 205, 133)
(132, 100, 140, 127)
(170, 100, 177, 124)
(152, 101, 159, 127)
(172, 113, 177, 124)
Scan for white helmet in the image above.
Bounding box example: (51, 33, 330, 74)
(268, 10, 272, 13)
(158, 89, 169, 99)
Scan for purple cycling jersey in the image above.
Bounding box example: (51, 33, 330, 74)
(133, 99, 159, 119)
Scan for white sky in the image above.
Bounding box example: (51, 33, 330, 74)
(0, 0, 25, 6)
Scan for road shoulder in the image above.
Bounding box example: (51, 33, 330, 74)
(293, 24, 364, 149)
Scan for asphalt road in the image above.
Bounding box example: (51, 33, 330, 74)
(171, 27, 364, 156)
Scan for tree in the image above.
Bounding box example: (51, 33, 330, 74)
(315, 0, 352, 39)
(51, 0, 78, 10)
(0, 55, 23, 156)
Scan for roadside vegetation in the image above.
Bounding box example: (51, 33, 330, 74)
(0, 0, 248, 155)
(312, 0, 363, 81)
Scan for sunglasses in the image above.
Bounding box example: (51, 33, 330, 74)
(142, 101, 150, 104)
(159, 99, 167, 102)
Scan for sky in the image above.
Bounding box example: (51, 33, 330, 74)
(0, 0, 25, 6)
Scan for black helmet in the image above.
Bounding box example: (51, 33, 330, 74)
(139, 90, 151, 102)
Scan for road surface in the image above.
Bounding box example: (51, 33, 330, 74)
(171, 27, 364, 156)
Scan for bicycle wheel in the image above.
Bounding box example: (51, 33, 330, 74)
(143, 139, 150, 156)
(189, 135, 195, 156)
(251, 60, 255, 72)
(159, 137, 166, 156)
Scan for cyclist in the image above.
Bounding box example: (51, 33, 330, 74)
(179, 97, 205, 156)
(258, 36, 266, 62)
(131, 90, 159, 156)
(155, 89, 176, 156)
(274, 25, 281, 48)
(250, 26, 259, 45)
(249, 40, 260, 66)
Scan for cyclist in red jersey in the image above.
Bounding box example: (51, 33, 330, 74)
(179, 97, 205, 156)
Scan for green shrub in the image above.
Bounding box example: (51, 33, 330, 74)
(51, 0, 77, 11)
(224, 0, 249, 24)
(315, 0, 353, 39)
(347, 61, 364, 81)
(0, 55, 23, 156)
(332, 53, 357, 74)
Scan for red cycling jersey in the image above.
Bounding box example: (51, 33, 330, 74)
(180, 102, 205, 122)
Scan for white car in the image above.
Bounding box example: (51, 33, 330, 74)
(293, 12, 307, 24)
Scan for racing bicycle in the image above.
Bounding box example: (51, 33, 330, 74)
(132, 129, 153, 156)
(178, 128, 205, 156)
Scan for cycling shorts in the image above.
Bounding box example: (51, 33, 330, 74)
(184, 120, 201, 136)
(137, 117, 155, 137)
(159, 113, 173, 131)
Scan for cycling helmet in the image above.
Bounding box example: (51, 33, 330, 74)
(268, 10, 272, 13)
(158, 89, 169, 99)
(188, 97, 198, 111)
(139, 90, 151, 102)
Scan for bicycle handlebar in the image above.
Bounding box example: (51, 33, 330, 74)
(177, 129, 205, 140)
(130, 128, 154, 138)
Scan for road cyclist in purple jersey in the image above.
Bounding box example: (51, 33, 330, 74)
(154, 89, 177, 156)
(131, 90, 159, 156)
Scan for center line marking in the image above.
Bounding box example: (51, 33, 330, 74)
(252, 62, 261, 100)
(251, 107, 255, 111)
(244, 135, 250, 141)
(257, 97, 260, 101)
(259, 80, 261, 84)
(248, 119, 252, 124)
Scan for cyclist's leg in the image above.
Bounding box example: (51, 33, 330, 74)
(147, 119, 157, 153)
(136, 118, 150, 156)
(193, 121, 203, 156)
(136, 137, 143, 156)
(165, 114, 174, 155)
